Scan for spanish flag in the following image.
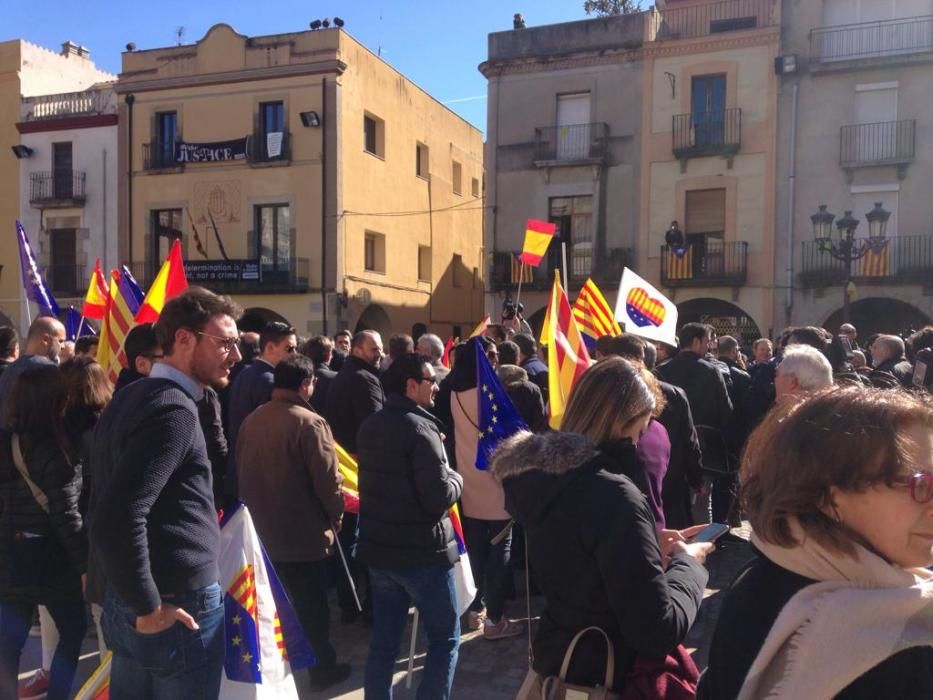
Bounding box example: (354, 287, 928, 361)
(335, 442, 360, 514)
(135, 239, 189, 324)
(82, 259, 109, 320)
(469, 313, 491, 338)
(545, 271, 591, 429)
(572, 278, 621, 351)
(519, 218, 557, 267)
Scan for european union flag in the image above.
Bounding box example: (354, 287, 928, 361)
(64, 306, 96, 341)
(15, 221, 59, 317)
(475, 340, 527, 470)
(119, 265, 144, 313)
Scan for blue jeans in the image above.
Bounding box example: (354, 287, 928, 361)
(0, 599, 86, 700)
(102, 583, 225, 699)
(463, 517, 512, 622)
(365, 565, 459, 700)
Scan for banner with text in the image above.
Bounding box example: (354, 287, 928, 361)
(175, 138, 248, 163)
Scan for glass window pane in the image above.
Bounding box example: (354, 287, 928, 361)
(550, 198, 571, 216)
(259, 207, 275, 268)
(276, 206, 290, 267)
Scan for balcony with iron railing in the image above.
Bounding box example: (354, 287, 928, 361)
(672, 109, 742, 162)
(660, 240, 748, 287)
(248, 131, 290, 164)
(45, 264, 86, 296)
(534, 123, 609, 164)
(490, 246, 631, 291)
(649, 0, 778, 41)
(799, 235, 933, 288)
(840, 120, 916, 172)
(143, 142, 180, 171)
(29, 172, 86, 208)
(127, 258, 310, 294)
(811, 16, 933, 66)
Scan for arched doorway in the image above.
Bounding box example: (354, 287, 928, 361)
(677, 298, 762, 347)
(355, 303, 392, 338)
(823, 298, 930, 338)
(239, 307, 292, 333)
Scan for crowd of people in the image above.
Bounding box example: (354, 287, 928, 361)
(1, 288, 933, 699)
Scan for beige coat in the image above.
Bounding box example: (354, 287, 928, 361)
(451, 388, 509, 521)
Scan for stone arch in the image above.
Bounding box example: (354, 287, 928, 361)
(676, 297, 762, 347)
(354, 303, 393, 338)
(239, 307, 292, 333)
(823, 297, 931, 338)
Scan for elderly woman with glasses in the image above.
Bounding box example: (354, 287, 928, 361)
(699, 386, 933, 700)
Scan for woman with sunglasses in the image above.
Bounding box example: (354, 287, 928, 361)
(699, 386, 933, 699)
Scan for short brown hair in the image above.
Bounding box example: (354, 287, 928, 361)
(742, 386, 933, 556)
(301, 335, 334, 365)
(60, 356, 113, 415)
(154, 286, 242, 355)
(560, 357, 655, 443)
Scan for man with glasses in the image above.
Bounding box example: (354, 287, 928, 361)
(225, 320, 297, 501)
(90, 287, 242, 698)
(356, 353, 464, 699)
(0, 316, 67, 419)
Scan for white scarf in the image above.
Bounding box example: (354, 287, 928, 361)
(738, 520, 933, 700)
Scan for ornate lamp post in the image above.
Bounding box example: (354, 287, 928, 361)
(810, 202, 889, 323)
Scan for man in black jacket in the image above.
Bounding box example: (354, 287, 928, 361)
(0, 326, 18, 383)
(658, 323, 733, 523)
(90, 287, 242, 698)
(356, 353, 463, 700)
(869, 334, 912, 388)
(301, 335, 338, 415)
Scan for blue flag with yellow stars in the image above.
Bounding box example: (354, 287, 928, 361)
(475, 340, 528, 469)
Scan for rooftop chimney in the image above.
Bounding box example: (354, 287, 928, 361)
(61, 41, 81, 57)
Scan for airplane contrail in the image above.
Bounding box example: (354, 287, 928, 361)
(442, 95, 488, 105)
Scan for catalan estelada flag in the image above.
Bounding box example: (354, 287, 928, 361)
(545, 271, 591, 429)
(135, 239, 189, 323)
(857, 238, 891, 277)
(335, 441, 360, 514)
(519, 218, 557, 267)
(82, 258, 108, 320)
(572, 278, 621, 351)
(665, 245, 693, 280)
(97, 268, 144, 384)
(510, 253, 533, 284)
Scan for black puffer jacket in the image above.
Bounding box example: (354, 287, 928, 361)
(0, 431, 86, 603)
(491, 431, 708, 691)
(356, 395, 463, 570)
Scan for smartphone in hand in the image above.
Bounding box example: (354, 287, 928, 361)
(691, 522, 729, 544)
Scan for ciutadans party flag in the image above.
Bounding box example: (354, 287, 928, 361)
(545, 271, 591, 429)
(475, 339, 527, 470)
(83, 258, 109, 320)
(572, 278, 621, 351)
(15, 220, 59, 317)
(219, 502, 315, 698)
(519, 218, 557, 267)
(614, 267, 678, 347)
(135, 239, 189, 323)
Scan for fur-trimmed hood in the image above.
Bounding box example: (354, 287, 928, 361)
(491, 430, 598, 481)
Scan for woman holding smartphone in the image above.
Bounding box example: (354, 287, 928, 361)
(492, 357, 713, 696)
(699, 386, 933, 699)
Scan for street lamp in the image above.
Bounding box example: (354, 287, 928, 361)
(811, 203, 887, 323)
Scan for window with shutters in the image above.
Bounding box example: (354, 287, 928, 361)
(365, 232, 386, 273)
(452, 160, 463, 195)
(418, 245, 432, 281)
(364, 113, 384, 158)
(685, 188, 727, 276)
(549, 196, 594, 282)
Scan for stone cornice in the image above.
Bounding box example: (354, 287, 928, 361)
(17, 113, 118, 133)
(480, 28, 778, 78)
(115, 59, 347, 94)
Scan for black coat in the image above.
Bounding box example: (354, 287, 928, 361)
(492, 431, 708, 691)
(656, 381, 703, 529)
(225, 360, 275, 497)
(355, 395, 463, 570)
(0, 431, 85, 604)
(698, 552, 933, 699)
(497, 365, 547, 433)
(325, 355, 384, 454)
(308, 365, 337, 416)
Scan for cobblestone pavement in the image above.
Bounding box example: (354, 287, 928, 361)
(21, 528, 755, 698)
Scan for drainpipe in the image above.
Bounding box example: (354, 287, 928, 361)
(784, 82, 798, 327)
(320, 77, 328, 335)
(125, 94, 135, 267)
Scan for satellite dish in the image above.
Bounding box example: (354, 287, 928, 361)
(357, 288, 372, 306)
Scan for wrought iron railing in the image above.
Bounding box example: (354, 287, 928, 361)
(490, 247, 631, 291)
(652, 0, 777, 40)
(660, 240, 748, 287)
(29, 171, 86, 205)
(840, 120, 916, 168)
(249, 131, 290, 163)
(534, 123, 609, 162)
(811, 16, 933, 63)
(45, 264, 85, 296)
(672, 108, 741, 159)
(143, 142, 179, 170)
(799, 236, 933, 287)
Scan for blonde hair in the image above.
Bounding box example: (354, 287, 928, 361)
(560, 357, 656, 443)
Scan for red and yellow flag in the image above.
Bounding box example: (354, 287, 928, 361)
(469, 314, 491, 338)
(135, 240, 189, 324)
(519, 218, 557, 267)
(546, 271, 591, 429)
(82, 259, 109, 320)
(97, 270, 140, 384)
(335, 442, 360, 514)
(572, 278, 621, 347)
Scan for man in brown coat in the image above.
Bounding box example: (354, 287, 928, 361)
(236, 354, 349, 691)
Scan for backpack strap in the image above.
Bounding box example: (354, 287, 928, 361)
(11, 434, 49, 514)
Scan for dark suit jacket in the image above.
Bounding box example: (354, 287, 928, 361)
(225, 359, 275, 498)
(325, 355, 384, 454)
(309, 365, 337, 416)
(656, 381, 703, 529)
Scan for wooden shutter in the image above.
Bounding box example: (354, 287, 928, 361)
(685, 189, 726, 235)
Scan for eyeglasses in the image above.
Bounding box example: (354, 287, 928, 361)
(285, 345, 298, 354)
(892, 471, 933, 504)
(420, 376, 438, 385)
(143, 353, 164, 361)
(195, 331, 239, 353)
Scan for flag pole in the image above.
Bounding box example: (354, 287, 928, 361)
(331, 523, 362, 613)
(515, 262, 525, 307)
(561, 241, 569, 291)
(76, 315, 86, 338)
(405, 610, 420, 689)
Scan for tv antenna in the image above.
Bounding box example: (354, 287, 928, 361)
(176, 26, 185, 46)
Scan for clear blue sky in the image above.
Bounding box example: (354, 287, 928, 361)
(4, 1, 596, 134)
